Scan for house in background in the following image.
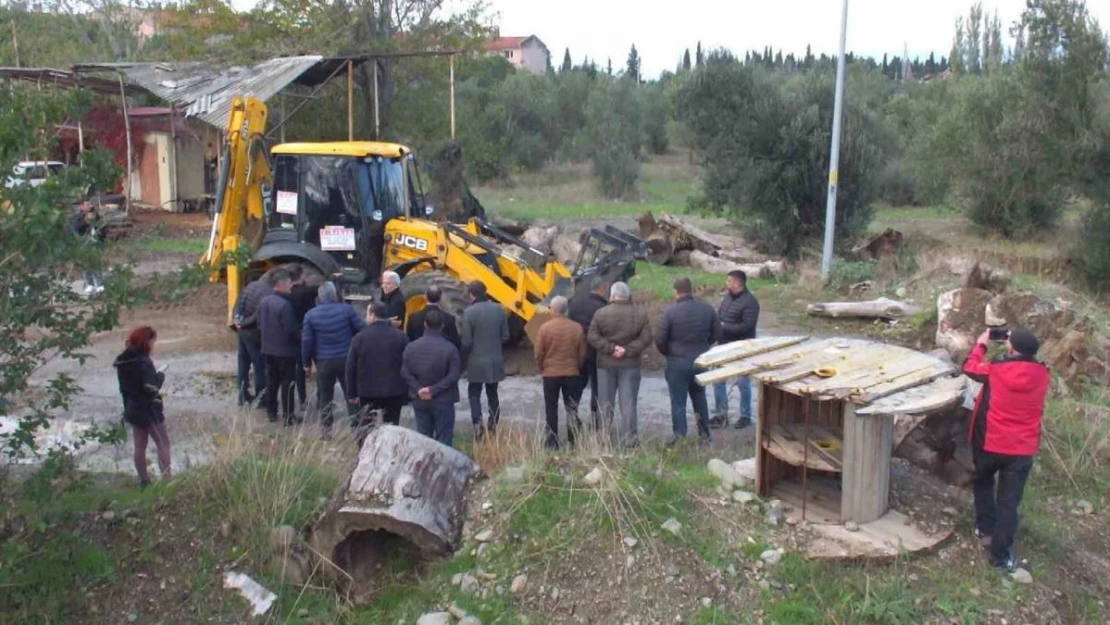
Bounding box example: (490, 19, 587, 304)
(484, 34, 550, 74)
(127, 108, 209, 211)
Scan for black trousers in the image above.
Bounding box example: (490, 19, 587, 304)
(315, 358, 351, 427)
(264, 355, 296, 422)
(543, 376, 582, 448)
(294, 352, 307, 406)
(354, 395, 405, 447)
(468, 382, 500, 430)
(973, 448, 1034, 562)
(572, 358, 600, 429)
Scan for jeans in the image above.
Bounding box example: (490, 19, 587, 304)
(597, 366, 642, 447)
(714, 377, 753, 421)
(572, 358, 600, 429)
(237, 334, 265, 404)
(468, 382, 500, 430)
(543, 376, 582, 448)
(315, 358, 351, 427)
(973, 449, 1034, 563)
(264, 355, 296, 423)
(84, 270, 103, 290)
(665, 357, 710, 439)
(414, 399, 456, 447)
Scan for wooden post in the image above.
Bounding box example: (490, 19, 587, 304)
(280, 95, 286, 143)
(9, 20, 19, 68)
(373, 60, 380, 139)
(169, 104, 179, 210)
(76, 119, 84, 161)
(840, 405, 893, 524)
(118, 73, 132, 212)
(449, 54, 456, 140)
(346, 59, 354, 141)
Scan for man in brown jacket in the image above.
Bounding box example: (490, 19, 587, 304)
(534, 296, 587, 449)
(587, 282, 653, 447)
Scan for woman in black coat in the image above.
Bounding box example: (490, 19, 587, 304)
(113, 326, 171, 485)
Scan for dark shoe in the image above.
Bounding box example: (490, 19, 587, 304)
(320, 426, 333, 441)
(267, 414, 278, 423)
(698, 434, 712, 445)
(709, 415, 728, 429)
(734, 417, 753, 430)
(991, 552, 1015, 572)
(138, 479, 151, 489)
(473, 424, 484, 442)
(665, 436, 682, 449)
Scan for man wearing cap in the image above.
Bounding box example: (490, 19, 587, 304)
(962, 326, 1050, 572)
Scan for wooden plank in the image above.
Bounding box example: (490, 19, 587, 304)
(840, 405, 893, 524)
(856, 375, 966, 416)
(805, 509, 955, 560)
(695, 335, 809, 368)
(853, 364, 955, 405)
(773, 476, 841, 524)
(797, 346, 937, 394)
(754, 339, 859, 384)
(763, 428, 841, 473)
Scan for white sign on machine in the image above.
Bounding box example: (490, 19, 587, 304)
(320, 225, 357, 251)
(275, 190, 298, 215)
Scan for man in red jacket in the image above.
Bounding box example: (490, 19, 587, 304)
(962, 327, 1050, 572)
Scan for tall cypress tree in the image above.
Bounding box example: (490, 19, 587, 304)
(626, 44, 640, 83)
(682, 48, 692, 72)
(561, 47, 573, 73)
(695, 41, 704, 67)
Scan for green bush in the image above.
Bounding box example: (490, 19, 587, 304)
(678, 56, 885, 258)
(586, 78, 643, 199)
(1078, 202, 1110, 288)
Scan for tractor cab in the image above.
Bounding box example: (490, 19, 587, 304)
(257, 142, 430, 292)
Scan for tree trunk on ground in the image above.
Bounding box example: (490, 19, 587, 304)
(644, 232, 674, 265)
(806, 297, 923, 320)
(521, 226, 558, 254)
(552, 233, 583, 268)
(893, 407, 974, 486)
(309, 425, 483, 597)
(686, 250, 785, 278)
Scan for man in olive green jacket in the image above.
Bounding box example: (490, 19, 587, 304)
(587, 282, 653, 447)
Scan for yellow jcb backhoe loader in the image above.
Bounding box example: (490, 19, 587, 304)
(202, 96, 646, 343)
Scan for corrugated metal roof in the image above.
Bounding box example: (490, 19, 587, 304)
(75, 56, 326, 128)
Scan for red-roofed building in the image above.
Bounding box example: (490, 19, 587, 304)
(484, 34, 549, 74)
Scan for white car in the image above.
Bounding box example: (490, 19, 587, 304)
(4, 161, 66, 189)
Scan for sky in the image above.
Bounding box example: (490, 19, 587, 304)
(487, 0, 1110, 77)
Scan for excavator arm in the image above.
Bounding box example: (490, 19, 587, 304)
(201, 96, 271, 326)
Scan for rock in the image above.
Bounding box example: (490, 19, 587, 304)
(451, 573, 463, 586)
(732, 490, 756, 504)
(765, 502, 786, 526)
(503, 465, 529, 485)
(297, 608, 309, 617)
(583, 467, 605, 487)
(785, 516, 799, 527)
(101, 511, 117, 522)
(758, 579, 771, 590)
(935, 288, 994, 360)
(474, 529, 494, 543)
(626, 555, 636, 568)
(731, 458, 758, 482)
(459, 617, 483, 625)
(482, 501, 493, 512)
(459, 573, 481, 595)
(760, 549, 782, 565)
(269, 525, 298, 552)
(623, 536, 639, 549)
(1011, 568, 1033, 585)
(1074, 500, 1094, 516)
(661, 517, 683, 536)
(551, 587, 560, 601)
(511, 574, 528, 594)
(895, 287, 908, 299)
(942, 507, 959, 517)
(127, 614, 138, 623)
(844, 521, 860, 532)
(448, 603, 468, 619)
(707, 458, 750, 491)
(476, 543, 489, 557)
(416, 613, 452, 625)
(726, 564, 737, 577)
(700, 597, 712, 608)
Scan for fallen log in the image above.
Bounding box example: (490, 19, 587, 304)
(552, 232, 583, 268)
(310, 425, 483, 596)
(521, 225, 558, 255)
(658, 213, 731, 255)
(686, 250, 784, 278)
(806, 297, 923, 320)
(644, 232, 674, 265)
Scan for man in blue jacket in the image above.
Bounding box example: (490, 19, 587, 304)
(302, 282, 366, 438)
(402, 309, 462, 446)
(258, 269, 300, 425)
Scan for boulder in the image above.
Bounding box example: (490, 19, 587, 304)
(935, 288, 994, 361)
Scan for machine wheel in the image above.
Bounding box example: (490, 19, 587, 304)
(399, 270, 470, 335)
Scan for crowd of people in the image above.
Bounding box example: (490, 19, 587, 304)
(113, 262, 1050, 574)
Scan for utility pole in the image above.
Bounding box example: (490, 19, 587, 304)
(10, 20, 19, 68)
(821, 0, 850, 282)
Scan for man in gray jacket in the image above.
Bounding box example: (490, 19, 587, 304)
(587, 282, 652, 447)
(461, 281, 509, 439)
(656, 277, 721, 446)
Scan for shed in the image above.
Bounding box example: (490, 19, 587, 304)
(696, 337, 965, 531)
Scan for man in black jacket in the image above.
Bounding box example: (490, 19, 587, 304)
(286, 265, 318, 410)
(402, 309, 462, 446)
(656, 277, 721, 446)
(567, 277, 608, 429)
(233, 274, 273, 406)
(380, 271, 407, 328)
(347, 302, 410, 445)
(713, 270, 759, 429)
(258, 269, 301, 424)
(406, 285, 461, 351)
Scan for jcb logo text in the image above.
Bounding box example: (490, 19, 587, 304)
(397, 235, 429, 252)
